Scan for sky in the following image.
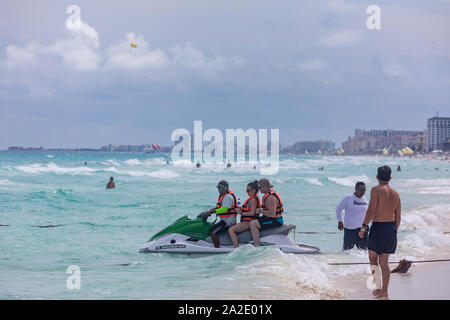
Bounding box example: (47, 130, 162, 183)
(0, 0, 449, 149)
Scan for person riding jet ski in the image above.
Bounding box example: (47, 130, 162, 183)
(249, 178, 284, 247)
(139, 178, 321, 254)
(205, 180, 238, 248)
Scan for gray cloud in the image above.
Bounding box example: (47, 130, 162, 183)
(1, 0, 449, 149)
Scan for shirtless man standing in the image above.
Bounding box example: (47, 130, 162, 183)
(359, 166, 401, 298)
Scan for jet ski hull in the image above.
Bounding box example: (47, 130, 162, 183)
(140, 217, 320, 254)
(140, 232, 320, 254)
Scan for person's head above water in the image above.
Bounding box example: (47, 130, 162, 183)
(258, 178, 273, 193)
(216, 180, 229, 195)
(354, 181, 366, 197)
(246, 180, 259, 196)
(109, 177, 114, 181)
(377, 165, 391, 183)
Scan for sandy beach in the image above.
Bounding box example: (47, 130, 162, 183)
(334, 260, 450, 300)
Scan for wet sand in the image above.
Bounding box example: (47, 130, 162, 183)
(335, 261, 450, 300)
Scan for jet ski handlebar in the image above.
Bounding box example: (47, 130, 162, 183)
(197, 211, 210, 221)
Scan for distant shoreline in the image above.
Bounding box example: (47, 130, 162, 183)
(1, 149, 448, 159)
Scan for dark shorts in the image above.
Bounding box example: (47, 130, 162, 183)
(257, 216, 283, 230)
(343, 228, 368, 250)
(210, 220, 229, 234)
(368, 221, 397, 255)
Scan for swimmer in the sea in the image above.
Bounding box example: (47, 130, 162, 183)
(106, 177, 116, 189)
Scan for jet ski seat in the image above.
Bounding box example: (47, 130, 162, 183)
(205, 224, 295, 246)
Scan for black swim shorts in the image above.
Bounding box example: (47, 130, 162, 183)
(257, 216, 283, 230)
(368, 221, 397, 255)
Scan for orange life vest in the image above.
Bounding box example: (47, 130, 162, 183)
(240, 195, 261, 221)
(216, 190, 237, 218)
(261, 190, 284, 217)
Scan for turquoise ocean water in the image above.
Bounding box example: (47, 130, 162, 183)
(1, 152, 449, 299)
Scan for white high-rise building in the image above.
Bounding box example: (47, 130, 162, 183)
(427, 116, 450, 151)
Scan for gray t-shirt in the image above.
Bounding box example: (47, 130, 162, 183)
(219, 194, 236, 226)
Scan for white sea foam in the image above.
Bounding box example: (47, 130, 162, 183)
(122, 169, 180, 178)
(397, 178, 450, 195)
(278, 159, 312, 171)
(101, 159, 122, 167)
(327, 174, 371, 187)
(124, 159, 142, 166)
(15, 162, 118, 175)
(0, 179, 12, 185)
(401, 204, 450, 230)
(390, 204, 450, 257)
(304, 178, 324, 186)
(124, 158, 166, 166)
(146, 169, 180, 178)
(415, 187, 450, 195)
(228, 250, 345, 299)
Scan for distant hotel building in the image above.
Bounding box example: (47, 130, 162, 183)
(343, 128, 426, 154)
(427, 116, 450, 151)
(354, 129, 424, 138)
(283, 140, 335, 154)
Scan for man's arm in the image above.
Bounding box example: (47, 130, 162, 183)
(336, 197, 346, 223)
(359, 188, 378, 238)
(215, 206, 229, 214)
(394, 196, 401, 230)
(363, 188, 378, 226)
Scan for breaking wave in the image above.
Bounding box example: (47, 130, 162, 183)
(15, 162, 118, 175)
(327, 175, 372, 187)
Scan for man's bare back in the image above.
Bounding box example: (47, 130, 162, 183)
(365, 183, 401, 226)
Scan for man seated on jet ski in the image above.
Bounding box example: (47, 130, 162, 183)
(205, 180, 238, 248)
(248, 178, 284, 246)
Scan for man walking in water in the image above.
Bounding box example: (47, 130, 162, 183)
(359, 166, 401, 298)
(336, 182, 369, 250)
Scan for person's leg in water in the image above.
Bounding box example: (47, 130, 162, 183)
(249, 219, 261, 246)
(378, 253, 391, 298)
(343, 228, 356, 250)
(369, 250, 382, 297)
(228, 222, 250, 248)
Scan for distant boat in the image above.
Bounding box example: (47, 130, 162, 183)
(318, 150, 322, 155)
(305, 150, 309, 155)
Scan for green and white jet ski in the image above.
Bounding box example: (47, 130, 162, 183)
(139, 212, 320, 254)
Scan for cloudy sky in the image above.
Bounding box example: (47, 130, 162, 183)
(1, 0, 449, 149)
